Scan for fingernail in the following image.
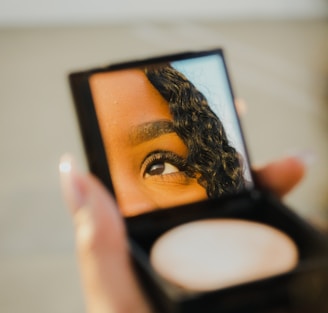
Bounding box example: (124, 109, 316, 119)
(59, 154, 86, 214)
(287, 150, 317, 166)
(235, 98, 247, 116)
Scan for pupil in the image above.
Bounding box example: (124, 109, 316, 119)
(149, 163, 165, 175)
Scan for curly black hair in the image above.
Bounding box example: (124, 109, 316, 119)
(144, 64, 245, 198)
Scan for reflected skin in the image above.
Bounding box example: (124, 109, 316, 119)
(89, 69, 207, 216)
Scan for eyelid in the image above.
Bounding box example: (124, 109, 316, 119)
(145, 171, 194, 185)
(140, 150, 187, 177)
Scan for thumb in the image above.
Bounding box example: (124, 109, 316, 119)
(59, 154, 151, 313)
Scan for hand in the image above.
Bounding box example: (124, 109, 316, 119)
(59, 155, 305, 313)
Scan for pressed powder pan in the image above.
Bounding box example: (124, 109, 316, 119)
(150, 219, 299, 292)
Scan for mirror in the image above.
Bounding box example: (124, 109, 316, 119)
(87, 52, 252, 216)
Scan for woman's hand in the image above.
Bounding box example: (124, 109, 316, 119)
(59, 154, 305, 313)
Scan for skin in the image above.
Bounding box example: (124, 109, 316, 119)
(89, 69, 207, 216)
(59, 154, 305, 313)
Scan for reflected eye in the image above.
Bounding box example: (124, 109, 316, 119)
(145, 162, 179, 177)
(142, 150, 187, 179)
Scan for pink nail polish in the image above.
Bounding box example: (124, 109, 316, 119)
(288, 150, 317, 167)
(59, 154, 86, 213)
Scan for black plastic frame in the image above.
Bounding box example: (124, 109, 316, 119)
(69, 49, 328, 313)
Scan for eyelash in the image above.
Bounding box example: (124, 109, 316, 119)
(141, 150, 187, 177)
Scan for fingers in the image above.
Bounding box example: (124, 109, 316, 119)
(58, 152, 308, 313)
(253, 155, 307, 198)
(59, 155, 151, 313)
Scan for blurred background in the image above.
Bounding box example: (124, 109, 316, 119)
(1, 0, 327, 312)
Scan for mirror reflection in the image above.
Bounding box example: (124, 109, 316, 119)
(89, 55, 252, 216)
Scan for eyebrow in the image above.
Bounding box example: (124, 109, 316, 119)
(129, 120, 176, 145)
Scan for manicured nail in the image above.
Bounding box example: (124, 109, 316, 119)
(59, 154, 86, 214)
(235, 98, 247, 116)
(288, 150, 317, 167)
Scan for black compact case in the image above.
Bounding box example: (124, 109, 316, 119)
(69, 49, 328, 312)
(127, 192, 328, 313)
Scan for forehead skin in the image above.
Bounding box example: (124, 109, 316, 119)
(89, 69, 207, 215)
(89, 69, 173, 144)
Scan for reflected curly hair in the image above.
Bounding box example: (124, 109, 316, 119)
(144, 64, 245, 198)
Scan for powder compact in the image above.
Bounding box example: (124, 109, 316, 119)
(69, 49, 328, 312)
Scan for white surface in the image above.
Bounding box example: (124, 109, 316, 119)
(1, 0, 328, 26)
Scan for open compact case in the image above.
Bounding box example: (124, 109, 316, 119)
(69, 49, 328, 313)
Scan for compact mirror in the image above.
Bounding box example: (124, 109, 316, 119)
(71, 50, 253, 216)
(70, 50, 328, 312)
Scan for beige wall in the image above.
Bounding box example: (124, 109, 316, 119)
(1, 0, 328, 26)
